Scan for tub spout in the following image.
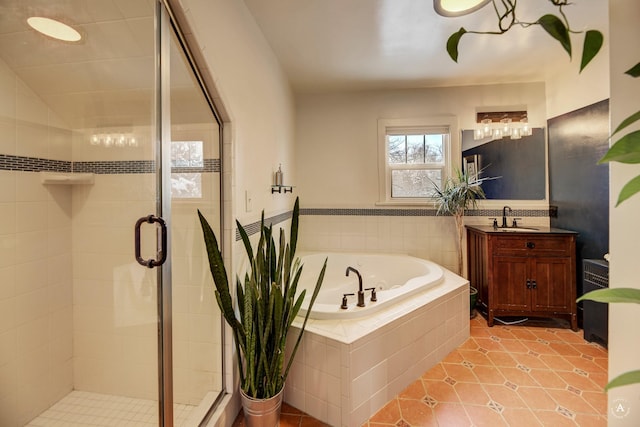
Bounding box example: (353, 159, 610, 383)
(346, 266, 365, 307)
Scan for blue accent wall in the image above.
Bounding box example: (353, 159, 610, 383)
(548, 99, 610, 301)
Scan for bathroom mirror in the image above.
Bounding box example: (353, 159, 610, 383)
(461, 128, 546, 200)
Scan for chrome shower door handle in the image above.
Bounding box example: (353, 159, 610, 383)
(135, 214, 168, 268)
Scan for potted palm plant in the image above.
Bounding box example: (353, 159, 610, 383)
(431, 167, 488, 276)
(198, 197, 326, 427)
(431, 168, 490, 317)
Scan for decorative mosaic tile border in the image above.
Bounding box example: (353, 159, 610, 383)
(73, 160, 155, 174)
(235, 210, 293, 241)
(300, 207, 554, 218)
(0, 154, 220, 174)
(0, 154, 71, 172)
(236, 206, 554, 240)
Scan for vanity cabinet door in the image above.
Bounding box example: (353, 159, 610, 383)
(530, 257, 574, 313)
(492, 256, 530, 312)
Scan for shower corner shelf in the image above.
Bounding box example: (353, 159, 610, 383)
(271, 185, 293, 194)
(40, 171, 95, 185)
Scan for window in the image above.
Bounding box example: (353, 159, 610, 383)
(378, 118, 457, 203)
(171, 140, 203, 198)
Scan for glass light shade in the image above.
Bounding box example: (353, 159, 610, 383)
(511, 127, 522, 139)
(481, 118, 493, 138)
(521, 117, 532, 136)
(500, 117, 512, 137)
(27, 17, 81, 42)
(474, 128, 484, 140)
(434, 0, 492, 17)
(493, 128, 503, 139)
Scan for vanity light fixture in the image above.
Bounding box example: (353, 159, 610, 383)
(434, 0, 492, 17)
(27, 17, 82, 42)
(474, 111, 532, 141)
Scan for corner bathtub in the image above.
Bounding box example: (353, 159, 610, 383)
(297, 252, 444, 319)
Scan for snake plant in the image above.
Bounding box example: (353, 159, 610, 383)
(198, 197, 326, 399)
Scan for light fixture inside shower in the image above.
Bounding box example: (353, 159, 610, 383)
(27, 17, 82, 42)
(90, 133, 139, 148)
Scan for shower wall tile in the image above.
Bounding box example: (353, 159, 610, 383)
(0, 171, 15, 202)
(0, 58, 75, 427)
(0, 236, 17, 269)
(0, 203, 15, 234)
(16, 171, 48, 202)
(16, 122, 49, 159)
(299, 215, 459, 272)
(0, 117, 16, 156)
(16, 80, 48, 127)
(0, 66, 16, 120)
(48, 127, 72, 161)
(15, 201, 48, 233)
(0, 265, 16, 301)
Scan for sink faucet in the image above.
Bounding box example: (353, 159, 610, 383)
(502, 205, 512, 228)
(346, 266, 365, 307)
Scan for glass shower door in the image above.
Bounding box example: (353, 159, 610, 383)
(166, 21, 225, 426)
(0, 1, 223, 426)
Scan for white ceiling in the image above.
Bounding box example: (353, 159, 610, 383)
(0, 0, 608, 130)
(242, 0, 609, 93)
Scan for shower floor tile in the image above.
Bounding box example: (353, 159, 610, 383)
(26, 390, 195, 427)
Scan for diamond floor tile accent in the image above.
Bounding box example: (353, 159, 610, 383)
(504, 381, 518, 391)
(488, 400, 505, 414)
(423, 396, 437, 408)
(557, 405, 577, 419)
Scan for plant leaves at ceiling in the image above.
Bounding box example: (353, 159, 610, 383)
(446, 27, 467, 62)
(537, 14, 571, 57)
(626, 61, 640, 77)
(580, 30, 604, 73)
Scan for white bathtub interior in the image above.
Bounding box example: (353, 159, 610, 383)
(297, 252, 445, 319)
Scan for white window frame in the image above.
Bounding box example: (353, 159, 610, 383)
(377, 116, 459, 205)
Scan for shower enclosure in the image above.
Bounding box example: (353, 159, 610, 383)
(0, 1, 224, 426)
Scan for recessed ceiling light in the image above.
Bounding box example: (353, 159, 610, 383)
(27, 17, 82, 42)
(434, 0, 492, 17)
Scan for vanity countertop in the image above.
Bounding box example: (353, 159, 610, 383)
(465, 225, 578, 235)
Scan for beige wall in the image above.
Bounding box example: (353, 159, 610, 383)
(294, 83, 549, 273)
(178, 0, 297, 227)
(544, 0, 610, 119)
(608, 0, 640, 425)
(295, 82, 546, 207)
(0, 57, 74, 427)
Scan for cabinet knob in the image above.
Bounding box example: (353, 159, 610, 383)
(526, 241, 535, 249)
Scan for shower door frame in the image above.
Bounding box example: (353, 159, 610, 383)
(155, 1, 226, 425)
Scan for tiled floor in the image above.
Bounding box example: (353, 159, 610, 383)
(364, 314, 608, 426)
(27, 390, 195, 426)
(233, 313, 608, 427)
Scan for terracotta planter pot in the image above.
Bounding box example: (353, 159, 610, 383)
(239, 387, 284, 427)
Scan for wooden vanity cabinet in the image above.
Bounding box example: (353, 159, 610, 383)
(466, 226, 578, 330)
